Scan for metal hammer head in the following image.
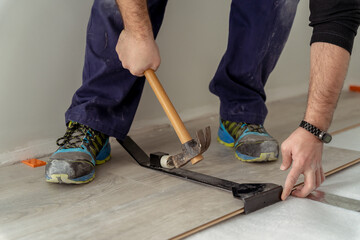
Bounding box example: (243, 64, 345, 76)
(166, 126, 211, 168)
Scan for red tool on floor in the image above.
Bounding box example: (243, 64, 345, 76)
(21, 159, 46, 168)
(349, 85, 360, 93)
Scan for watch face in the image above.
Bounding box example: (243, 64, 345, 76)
(322, 133, 332, 143)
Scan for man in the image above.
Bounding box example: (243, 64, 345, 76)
(45, 0, 360, 201)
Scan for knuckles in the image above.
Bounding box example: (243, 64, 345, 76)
(280, 143, 290, 153)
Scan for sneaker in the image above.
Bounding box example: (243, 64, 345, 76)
(45, 121, 111, 184)
(217, 119, 278, 162)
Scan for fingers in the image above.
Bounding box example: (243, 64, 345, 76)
(316, 168, 321, 188)
(316, 165, 325, 188)
(121, 61, 156, 77)
(124, 60, 160, 77)
(281, 167, 301, 200)
(292, 170, 316, 198)
(280, 143, 292, 171)
(280, 128, 324, 200)
(129, 66, 149, 77)
(284, 166, 325, 199)
(320, 166, 325, 183)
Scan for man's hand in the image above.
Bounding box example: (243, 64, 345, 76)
(280, 127, 324, 200)
(116, 30, 160, 77)
(115, 0, 159, 76)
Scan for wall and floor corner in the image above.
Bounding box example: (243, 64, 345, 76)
(1, 0, 360, 165)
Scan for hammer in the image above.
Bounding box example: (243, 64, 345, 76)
(144, 69, 211, 168)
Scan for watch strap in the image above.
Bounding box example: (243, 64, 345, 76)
(299, 120, 322, 137)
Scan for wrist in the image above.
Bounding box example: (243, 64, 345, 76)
(299, 120, 332, 143)
(123, 27, 154, 41)
(304, 110, 332, 131)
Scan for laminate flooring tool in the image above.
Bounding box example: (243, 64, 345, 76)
(144, 69, 211, 168)
(118, 136, 283, 214)
(307, 190, 360, 212)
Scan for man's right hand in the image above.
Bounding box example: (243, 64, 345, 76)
(116, 29, 161, 77)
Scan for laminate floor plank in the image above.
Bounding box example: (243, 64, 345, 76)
(1, 91, 360, 239)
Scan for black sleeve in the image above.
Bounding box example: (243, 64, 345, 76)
(309, 0, 360, 54)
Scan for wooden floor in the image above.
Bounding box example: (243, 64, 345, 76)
(1, 91, 360, 240)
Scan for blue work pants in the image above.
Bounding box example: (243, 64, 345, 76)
(65, 0, 299, 140)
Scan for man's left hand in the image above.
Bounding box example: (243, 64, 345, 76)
(280, 127, 325, 200)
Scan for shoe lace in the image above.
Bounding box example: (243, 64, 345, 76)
(223, 120, 266, 139)
(247, 124, 265, 133)
(56, 122, 97, 149)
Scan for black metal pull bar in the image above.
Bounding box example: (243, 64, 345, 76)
(118, 136, 283, 214)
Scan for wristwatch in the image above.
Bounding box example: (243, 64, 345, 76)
(299, 120, 332, 143)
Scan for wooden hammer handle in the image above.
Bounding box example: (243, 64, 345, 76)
(144, 69, 203, 164)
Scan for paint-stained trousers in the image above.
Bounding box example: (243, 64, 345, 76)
(65, 0, 299, 140)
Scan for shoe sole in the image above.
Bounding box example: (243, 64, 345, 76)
(95, 154, 111, 165)
(46, 173, 95, 184)
(217, 136, 235, 148)
(217, 136, 277, 162)
(234, 152, 277, 162)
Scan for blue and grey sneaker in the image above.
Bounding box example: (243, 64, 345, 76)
(217, 119, 278, 162)
(45, 121, 111, 184)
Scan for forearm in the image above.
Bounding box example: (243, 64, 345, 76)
(304, 42, 350, 131)
(308, 0, 359, 129)
(115, 0, 160, 76)
(116, 0, 153, 39)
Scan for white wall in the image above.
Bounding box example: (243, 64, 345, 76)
(0, 0, 92, 163)
(1, 0, 360, 164)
